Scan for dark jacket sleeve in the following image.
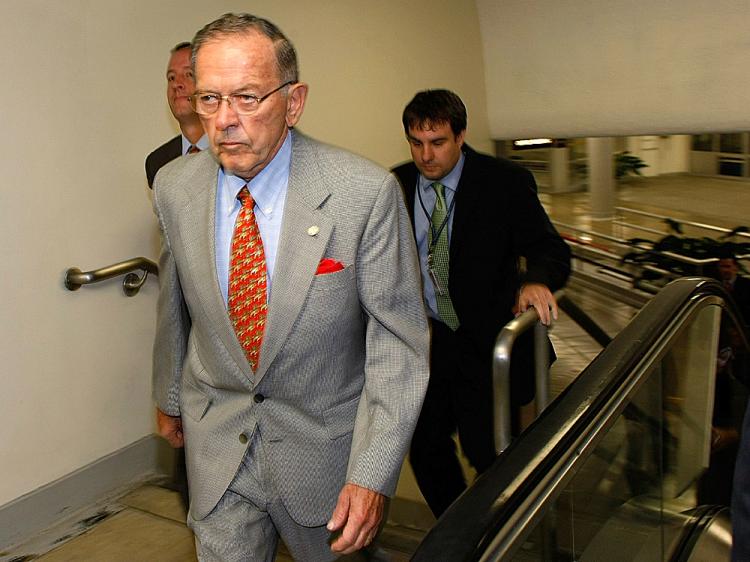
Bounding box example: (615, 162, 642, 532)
(505, 162, 571, 291)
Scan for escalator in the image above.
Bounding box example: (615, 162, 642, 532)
(412, 277, 744, 561)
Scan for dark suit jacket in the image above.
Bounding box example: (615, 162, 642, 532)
(145, 134, 182, 189)
(393, 145, 571, 403)
(730, 276, 750, 327)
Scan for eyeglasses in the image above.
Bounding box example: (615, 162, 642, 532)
(189, 81, 295, 116)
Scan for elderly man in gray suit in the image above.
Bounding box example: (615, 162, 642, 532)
(151, 12, 429, 562)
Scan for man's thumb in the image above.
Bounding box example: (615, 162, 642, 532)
(327, 490, 350, 531)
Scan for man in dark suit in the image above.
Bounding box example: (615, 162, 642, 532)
(392, 89, 570, 518)
(145, 41, 208, 510)
(733, 397, 750, 561)
(716, 255, 750, 562)
(718, 253, 750, 326)
(145, 42, 206, 188)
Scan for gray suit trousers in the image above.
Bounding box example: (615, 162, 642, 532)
(189, 431, 337, 562)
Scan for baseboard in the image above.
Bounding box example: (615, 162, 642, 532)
(0, 435, 174, 549)
(0, 435, 432, 550)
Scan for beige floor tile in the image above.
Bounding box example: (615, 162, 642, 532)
(120, 484, 187, 523)
(37, 509, 197, 562)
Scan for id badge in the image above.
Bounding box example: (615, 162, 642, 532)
(429, 267, 445, 296)
(428, 249, 445, 295)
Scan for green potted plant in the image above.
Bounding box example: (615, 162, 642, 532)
(615, 151, 648, 180)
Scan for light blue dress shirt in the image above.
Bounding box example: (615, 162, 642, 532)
(181, 133, 209, 155)
(214, 131, 292, 305)
(414, 152, 465, 320)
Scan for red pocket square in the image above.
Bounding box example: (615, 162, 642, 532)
(316, 258, 345, 275)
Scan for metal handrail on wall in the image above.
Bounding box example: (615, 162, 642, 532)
(555, 218, 750, 305)
(64, 257, 158, 297)
(617, 206, 750, 240)
(557, 221, 733, 272)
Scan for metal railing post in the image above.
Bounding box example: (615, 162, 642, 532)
(493, 326, 515, 455)
(534, 322, 550, 416)
(493, 291, 565, 454)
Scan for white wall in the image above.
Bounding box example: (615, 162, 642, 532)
(625, 136, 661, 177)
(0, 0, 488, 509)
(660, 135, 692, 174)
(477, 0, 750, 139)
(625, 135, 691, 176)
(0, 1, 160, 508)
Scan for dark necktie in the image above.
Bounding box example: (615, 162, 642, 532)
(228, 186, 267, 370)
(429, 182, 459, 330)
(187, 145, 200, 154)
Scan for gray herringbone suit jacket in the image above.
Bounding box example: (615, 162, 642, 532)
(152, 131, 429, 526)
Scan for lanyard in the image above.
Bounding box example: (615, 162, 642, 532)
(416, 181, 456, 250)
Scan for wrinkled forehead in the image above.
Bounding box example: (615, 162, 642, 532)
(195, 30, 275, 64)
(194, 31, 279, 82)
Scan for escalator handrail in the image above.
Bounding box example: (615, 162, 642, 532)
(671, 505, 729, 562)
(411, 277, 747, 561)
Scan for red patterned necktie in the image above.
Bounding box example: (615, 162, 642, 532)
(228, 186, 267, 370)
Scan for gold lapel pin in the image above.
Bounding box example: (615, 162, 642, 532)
(307, 226, 320, 236)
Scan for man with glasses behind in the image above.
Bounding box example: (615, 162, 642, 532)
(151, 13, 428, 561)
(145, 42, 207, 189)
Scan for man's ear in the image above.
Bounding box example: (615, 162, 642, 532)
(456, 129, 466, 148)
(285, 83, 308, 127)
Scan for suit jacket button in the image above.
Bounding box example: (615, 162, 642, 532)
(254, 393, 265, 403)
(239, 433, 248, 444)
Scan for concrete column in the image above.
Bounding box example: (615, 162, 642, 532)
(587, 137, 615, 219)
(548, 147, 570, 193)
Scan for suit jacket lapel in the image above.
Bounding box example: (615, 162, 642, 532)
(450, 147, 482, 266)
(179, 153, 254, 381)
(254, 132, 333, 382)
(167, 135, 182, 161)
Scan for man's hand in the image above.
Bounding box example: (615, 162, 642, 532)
(515, 283, 558, 326)
(327, 483, 385, 554)
(156, 408, 184, 448)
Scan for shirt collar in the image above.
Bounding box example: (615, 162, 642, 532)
(181, 133, 209, 155)
(417, 151, 465, 195)
(219, 130, 292, 219)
